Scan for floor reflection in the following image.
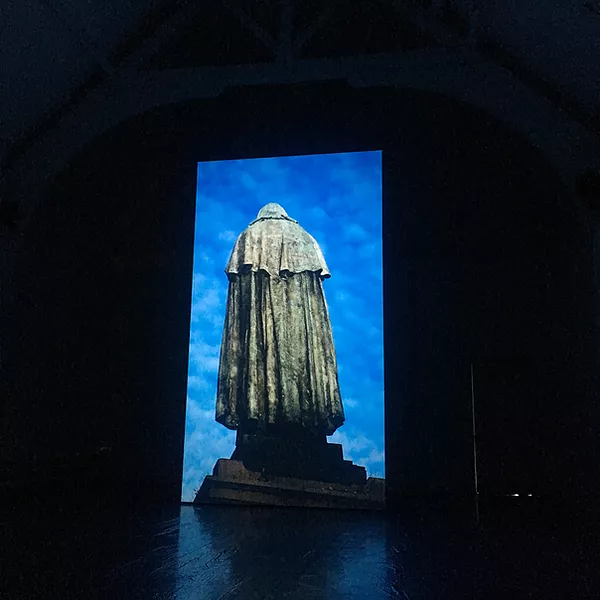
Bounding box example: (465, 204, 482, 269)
(5, 502, 600, 599)
(175, 505, 391, 599)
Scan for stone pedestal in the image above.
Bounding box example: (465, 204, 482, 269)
(230, 431, 367, 486)
(194, 459, 385, 510)
(194, 427, 384, 509)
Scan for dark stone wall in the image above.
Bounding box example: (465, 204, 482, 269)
(2, 83, 596, 510)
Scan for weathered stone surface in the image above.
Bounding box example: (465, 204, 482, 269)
(226, 203, 331, 279)
(193, 203, 386, 509)
(194, 459, 385, 510)
(216, 203, 344, 436)
(231, 431, 367, 485)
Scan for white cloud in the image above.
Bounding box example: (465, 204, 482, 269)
(324, 194, 349, 214)
(239, 171, 259, 192)
(192, 272, 206, 287)
(187, 374, 214, 393)
(189, 341, 221, 374)
(256, 157, 289, 180)
(357, 242, 380, 260)
(340, 307, 363, 327)
(370, 267, 383, 283)
(195, 194, 247, 237)
(366, 448, 385, 464)
(195, 251, 216, 267)
(308, 206, 329, 222)
(365, 325, 381, 340)
(218, 230, 238, 243)
(330, 427, 385, 479)
(343, 223, 369, 242)
(334, 290, 350, 303)
(190, 275, 226, 327)
(344, 398, 358, 408)
(181, 397, 237, 501)
(194, 286, 220, 310)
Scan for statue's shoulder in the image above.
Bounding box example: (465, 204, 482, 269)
(246, 218, 299, 236)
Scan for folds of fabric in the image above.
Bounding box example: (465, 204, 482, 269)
(216, 270, 345, 436)
(225, 219, 331, 280)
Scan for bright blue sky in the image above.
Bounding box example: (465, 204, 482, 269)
(181, 151, 384, 502)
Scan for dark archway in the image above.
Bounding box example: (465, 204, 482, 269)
(4, 83, 596, 509)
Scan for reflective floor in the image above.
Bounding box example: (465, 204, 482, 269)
(4, 502, 600, 599)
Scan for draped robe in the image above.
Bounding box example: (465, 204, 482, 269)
(215, 212, 345, 436)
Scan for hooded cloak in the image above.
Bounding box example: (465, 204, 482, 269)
(216, 203, 345, 436)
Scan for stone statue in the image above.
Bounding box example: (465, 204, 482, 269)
(193, 203, 385, 504)
(216, 203, 345, 439)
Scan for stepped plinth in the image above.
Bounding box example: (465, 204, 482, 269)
(194, 430, 385, 509)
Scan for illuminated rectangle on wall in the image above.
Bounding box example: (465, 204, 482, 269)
(182, 151, 384, 508)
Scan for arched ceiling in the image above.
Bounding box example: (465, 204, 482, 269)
(1, 0, 599, 228)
